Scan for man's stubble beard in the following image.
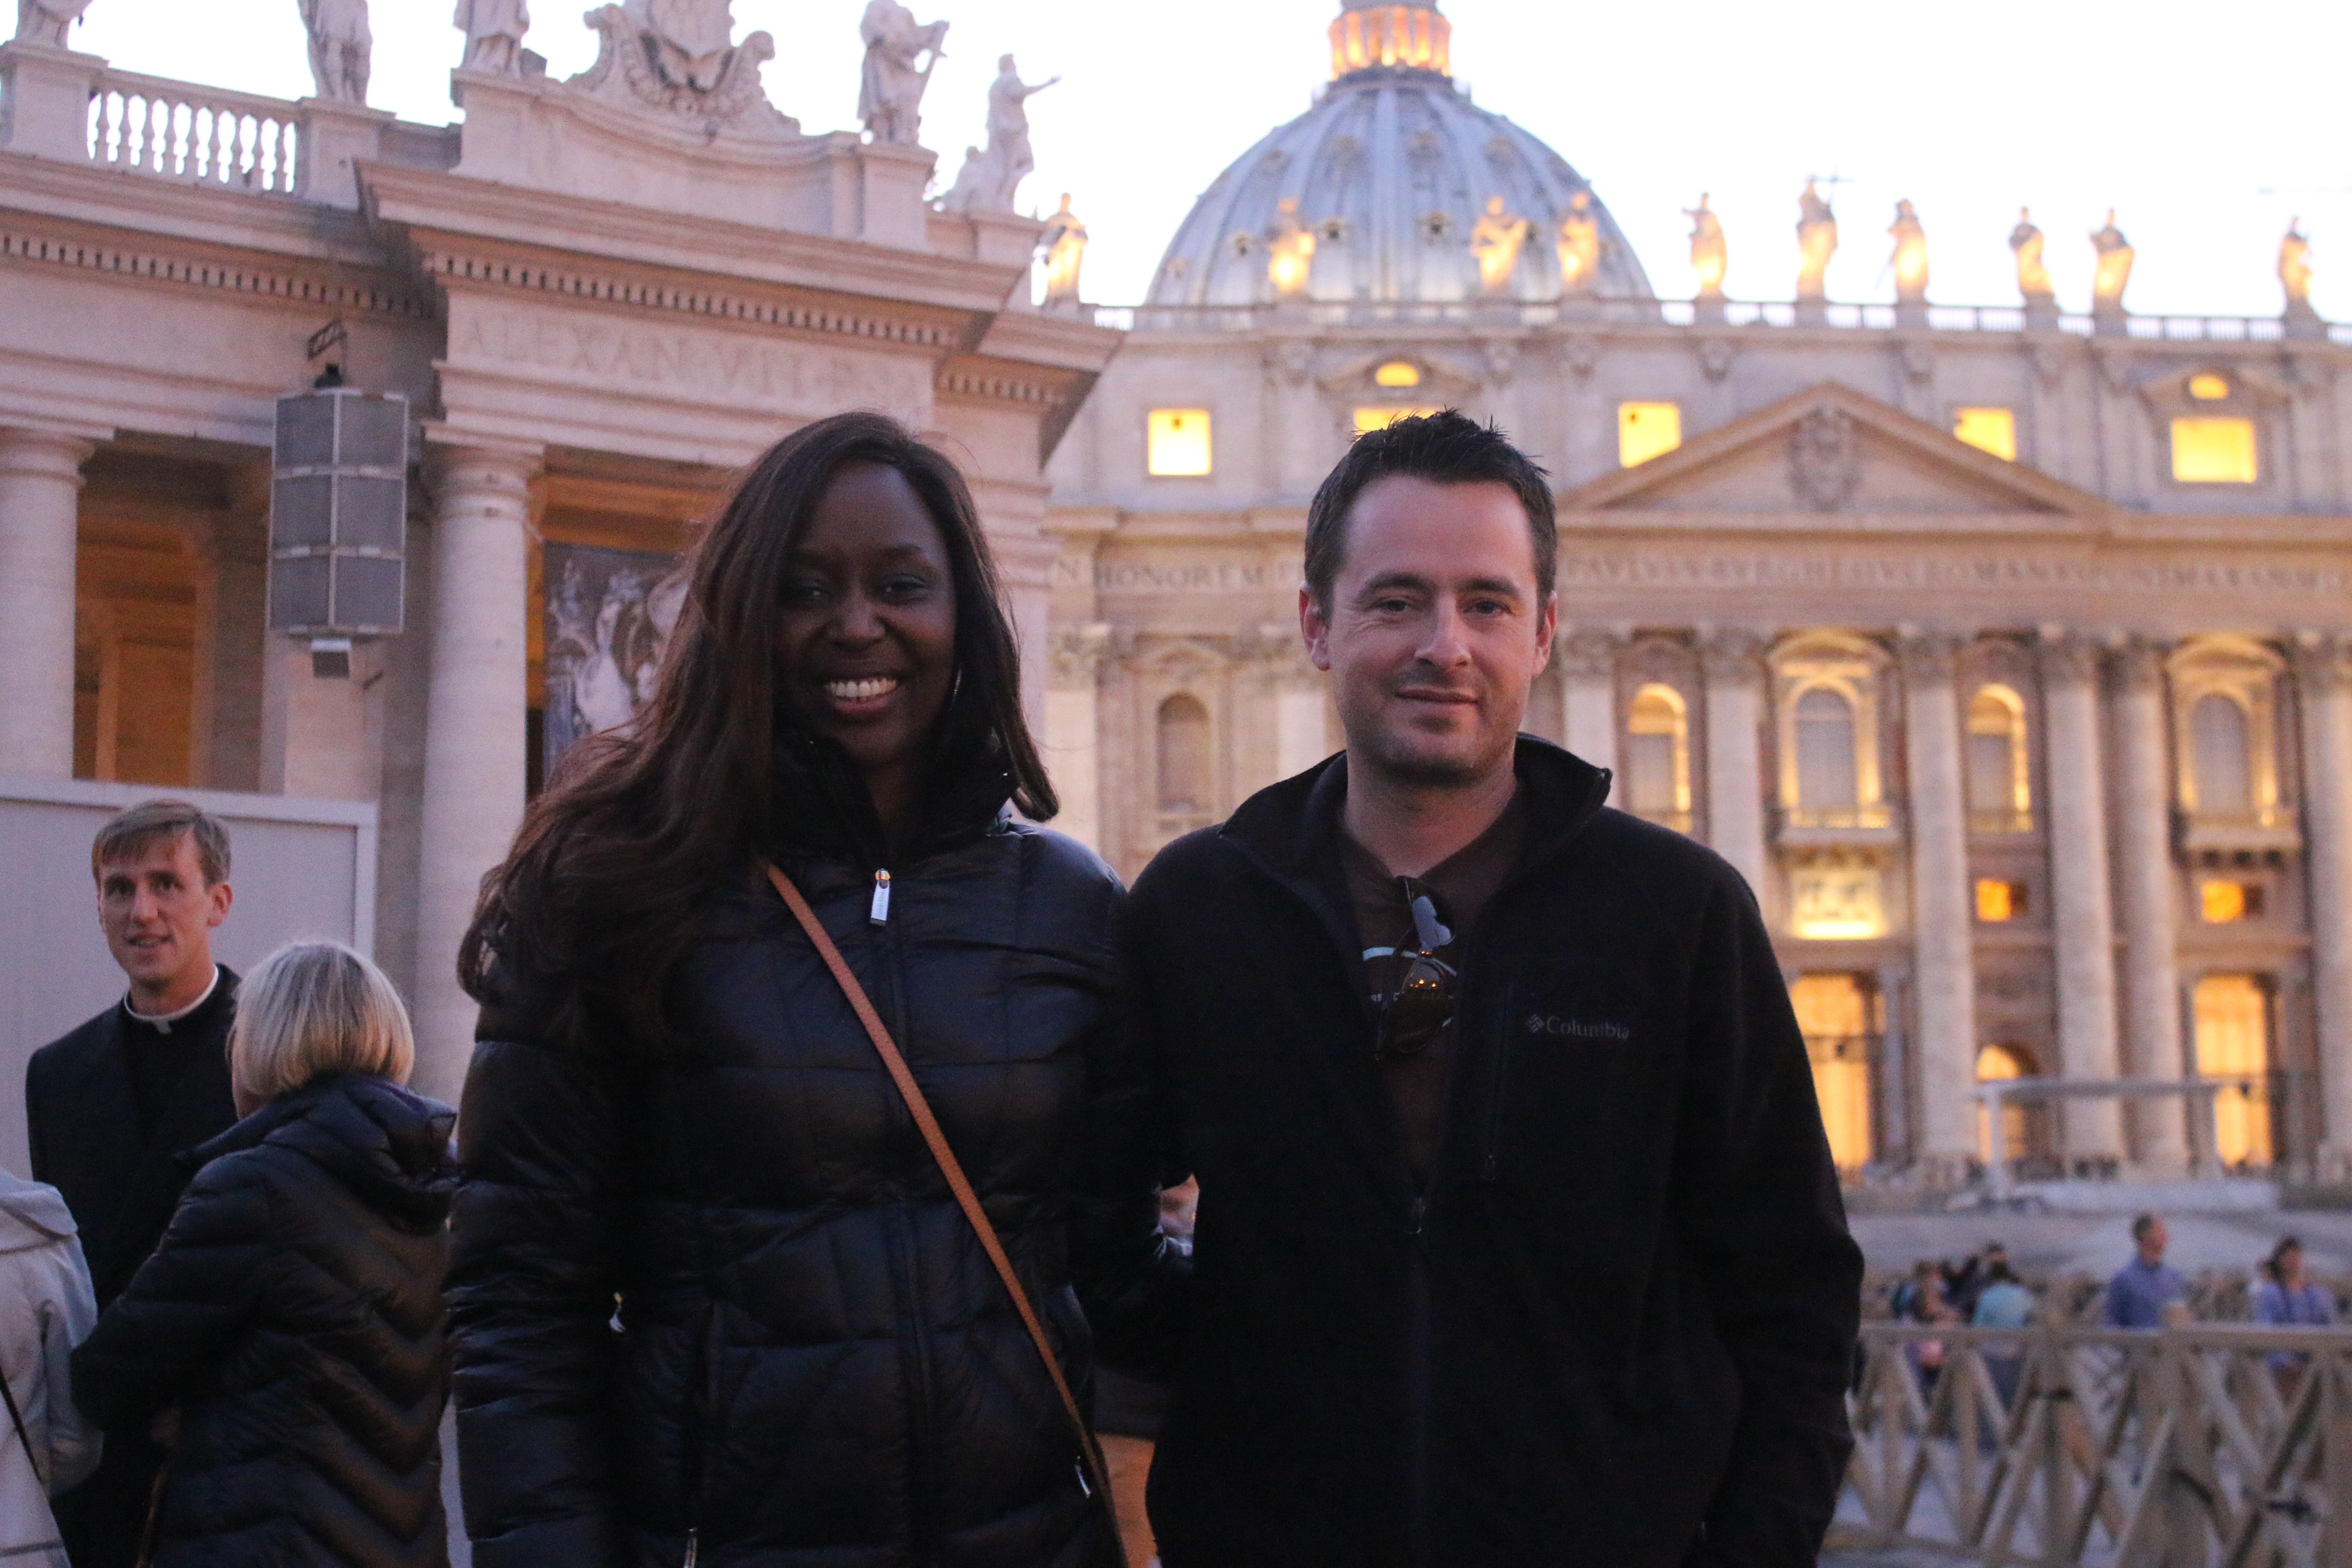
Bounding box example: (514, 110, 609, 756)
(1350, 704, 1522, 792)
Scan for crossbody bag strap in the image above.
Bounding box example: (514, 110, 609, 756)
(762, 865, 1125, 1559)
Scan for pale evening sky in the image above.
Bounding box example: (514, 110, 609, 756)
(61, 0, 2351, 323)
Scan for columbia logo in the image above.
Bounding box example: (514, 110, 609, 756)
(1524, 1015, 1631, 1040)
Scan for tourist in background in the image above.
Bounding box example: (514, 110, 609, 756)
(2254, 1235, 2334, 1396)
(70, 941, 457, 1568)
(24, 801, 241, 1568)
(0, 1167, 101, 1568)
(1970, 1260, 2034, 1411)
(451, 413, 1151, 1567)
(2104, 1213, 2188, 1328)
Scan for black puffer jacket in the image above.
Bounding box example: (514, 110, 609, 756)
(70, 1073, 458, 1568)
(448, 741, 1138, 1568)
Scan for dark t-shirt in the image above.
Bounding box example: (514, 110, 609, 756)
(1335, 791, 1527, 1182)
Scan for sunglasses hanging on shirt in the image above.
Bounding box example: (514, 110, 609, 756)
(1374, 878, 1458, 1062)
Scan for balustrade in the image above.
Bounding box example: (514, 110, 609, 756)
(86, 68, 300, 194)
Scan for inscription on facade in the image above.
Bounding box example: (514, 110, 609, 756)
(1085, 560, 1276, 592)
(1559, 552, 2350, 598)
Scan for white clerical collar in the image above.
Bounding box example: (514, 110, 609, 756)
(125, 966, 220, 1035)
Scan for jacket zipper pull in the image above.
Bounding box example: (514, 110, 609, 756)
(869, 869, 891, 926)
(683, 1527, 698, 1568)
(1406, 1194, 1427, 1238)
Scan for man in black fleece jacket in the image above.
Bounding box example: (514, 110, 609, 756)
(1083, 412, 1861, 1568)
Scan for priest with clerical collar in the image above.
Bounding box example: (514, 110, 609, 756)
(25, 799, 241, 1568)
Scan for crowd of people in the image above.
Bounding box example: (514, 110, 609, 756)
(2, 407, 1908, 1568)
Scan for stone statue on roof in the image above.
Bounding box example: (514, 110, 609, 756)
(2009, 207, 2054, 305)
(858, 0, 948, 147)
(298, 0, 373, 103)
(453, 0, 529, 75)
(12, 0, 92, 48)
(937, 54, 1058, 214)
(2281, 218, 2316, 315)
(1470, 195, 1531, 295)
(1795, 178, 1837, 302)
(1038, 193, 1087, 312)
(1556, 190, 1602, 296)
(2090, 208, 2134, 315)
(1888, 198, 1928, 303)
(1684, 193, 1726, 300)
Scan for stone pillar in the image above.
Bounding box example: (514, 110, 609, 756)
(1044, 623, 1110, 854)
(2040, 630, 2124, 1161)
(0, 427, 97, 777)
(2294, 635, 2352, 1175)
(1700, 629, 1769, 896)
(989, 530, 1060, 742)
(190, 491, 269, 792)
(259, 639, 383, 800)
(1559, 628, 1619, 778)
(2111, 638, 2188, 1173)
(0, 42, 105, 162)
(412, 440, 541, 1105)
(1900, 634, 1979, 1168)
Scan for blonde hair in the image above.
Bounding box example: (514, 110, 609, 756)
(230, 941, 415, 1103)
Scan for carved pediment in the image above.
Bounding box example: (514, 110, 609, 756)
(1562, 381, 2108, 521)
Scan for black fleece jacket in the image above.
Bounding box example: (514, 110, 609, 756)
(1086, 738, 1862, 1568)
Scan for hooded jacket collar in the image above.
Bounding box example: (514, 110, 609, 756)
(193, 1074, 458, 1229)
(0, 1169, 77, 1251)
(766, 722, 1013, 869)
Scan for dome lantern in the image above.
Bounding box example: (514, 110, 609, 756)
(1329, 1, 1451, 81)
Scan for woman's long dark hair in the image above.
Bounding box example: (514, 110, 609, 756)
(460, 411, 1056, 1054)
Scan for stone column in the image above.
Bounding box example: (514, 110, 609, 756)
(0, 427, 97, 777)
(2040, 630, 2124, 1161)
(1559, 627, 1619, 778)
(2111, 638, 2188, 1173)
(412, 440, 541, 1105)
(1900, 634, 1979, 1167)
(1700, 629, 1770, 896)
(1044, 623, 1110, 854)
(2294, 635, 2352, 1175)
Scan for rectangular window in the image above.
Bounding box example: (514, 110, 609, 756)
(1617, 401, 1681, 467)
(2200, 880, 2266, 923)
(1352, 406, 1442, 436)
(1952, 407, 2017, 461)
(2171, 416, 2257, 484)
(1974, 879, 2026, 922)
(1146, 409, 1213, 476)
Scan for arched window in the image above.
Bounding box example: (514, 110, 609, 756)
(1156, 694, 1213, 816)
(1792, 686, 1859, 813)
(1624, 683, 1690, 829)
(1789, 973, 1875, 1171)
(1966, 685, 2031, 830)
(2194, 974, 2272, 1168)
(1974, 1044, 2051, 1170)
(2190, 692, 2253, 816)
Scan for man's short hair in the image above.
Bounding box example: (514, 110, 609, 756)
(92, 799, 231, 886)
(2131, 1212, 2161, 1243)
(1302, 409, 1556, 611)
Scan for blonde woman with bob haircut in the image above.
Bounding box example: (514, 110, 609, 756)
(72, 942, 461, 1568)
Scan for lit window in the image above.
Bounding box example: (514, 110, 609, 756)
(1975, 1043, 2041, 1167)
(1374, 360, 1422, 388)
(1625, 684, 1691, 828)
(1952, 407, 2016, 461)
(2193, 974, 2271, 1167)
(1618, 401, 1681, 467)
(1966, 685, 2031, 830)
(1792, 686, 1859, 813)
(2188, 372, 2231, 401)
(2189, 692, 2254, 814)
(1353, 406, 1442, 435)
(1975, 879, 2026, 922)
(1789, 974, 1876, 1169)
(2171, 416, 2257, 484)
(1790, 863, 1883, 940)
(2200, 880, 2265, 923)
(1146, 409, 1212, 476)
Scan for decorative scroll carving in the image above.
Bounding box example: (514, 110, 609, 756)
(1048, 622, 1112, 688)
(1788, 406, 1861, 511)
(573, 0, 793, 138)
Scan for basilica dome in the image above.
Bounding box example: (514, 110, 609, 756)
(1145, 1, 1654, 310)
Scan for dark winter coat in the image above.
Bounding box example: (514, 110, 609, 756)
(1096, 738, 1864, 1568)
(447, 738, 1142, 1568)
(70, 1072, 458, 1568)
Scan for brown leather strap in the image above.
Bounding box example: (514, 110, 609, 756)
(764, 864, 1125, 1554)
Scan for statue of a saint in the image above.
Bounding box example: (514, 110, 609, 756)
(857, 0, 947, 147)
(1556, 190, 1602, 295)
(2009, 206, 2054, 304)
(1038, 193, 1088, 311)
(12, 0, 92, 48)
(1795, 178, 1837, 302)
(2090, 209, 2133, 314)
(298, 0, 373, 103)
(1266, 196, 1315, 297)
(1684, 193, 1727, 300)
(1887, 198, 1928, 303)
(937, 145, 995, 214)
(1469, 194, 1530, 295)
(453, 0, 529, 75)
(982, 54, 1056, 210)
(2281, 217, 2317, 315)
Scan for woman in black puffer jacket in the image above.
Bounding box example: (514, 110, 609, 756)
(71, 940, 456, 1568)
(449, 413, 1172, 1568)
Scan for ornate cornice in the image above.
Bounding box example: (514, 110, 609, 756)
(2037, 627, 2100, 686)
(2108, 635, 2170, 693)
(1047, 621, 1112, 687)
(418, 247, 952, 349)
(1698, 627, 1767, 682)
(934, 365, 1067, 408)
(1558, 627, 1620, 679)
(2293, 633, 2352, 695)
(1896, 629, 1960, 684)
(0, 224, 431, 318)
